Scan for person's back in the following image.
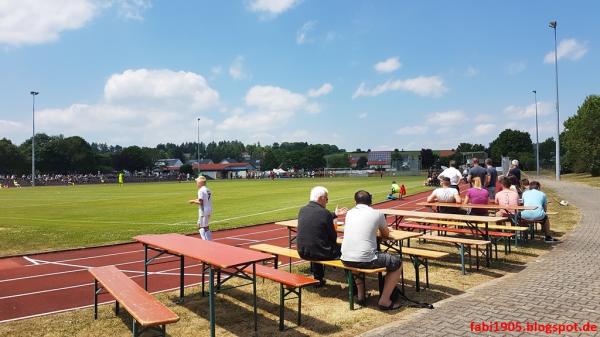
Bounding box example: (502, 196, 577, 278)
(296, 187, 339, 261)
(468, 161, 487, 186)
(341, 204, 386, 263)
(494, 176, 519, 217)
(521, 188, 546, 220)
(464, 176, 488, 215)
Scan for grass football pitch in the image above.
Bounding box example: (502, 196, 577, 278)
(0, 176, 428, 256)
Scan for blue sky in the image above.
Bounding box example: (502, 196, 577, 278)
(1, 0, 598, 151)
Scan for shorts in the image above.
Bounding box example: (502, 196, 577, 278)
(342, 252, 401, 272)
(197, 214, 210, 228)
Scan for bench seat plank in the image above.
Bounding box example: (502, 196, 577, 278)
(244, 264, 319, 288)
(89, 265, 179, 327)
(421, 234, 490, 246)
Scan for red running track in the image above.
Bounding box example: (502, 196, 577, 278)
(0, 189, 436, 323)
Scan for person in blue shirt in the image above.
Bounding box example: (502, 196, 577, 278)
(521, 181, 558, 243)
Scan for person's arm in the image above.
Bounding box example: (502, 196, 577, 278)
(426, 191, 436, 203)
(453, 190, 462, 203)
(378, 215, 390, 238)
(463, 194, 470, 205)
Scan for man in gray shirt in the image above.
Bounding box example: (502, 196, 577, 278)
(341, 190, 402, 310)
(467, 157, 487, 187)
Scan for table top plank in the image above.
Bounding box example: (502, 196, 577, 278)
(380, 209, 508, 223)
(275, 219, 422, 240)
(134, 233, 273, 269)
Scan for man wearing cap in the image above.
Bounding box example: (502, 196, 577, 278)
(426, 176, 462, 213)
(189, 175, 213, 240)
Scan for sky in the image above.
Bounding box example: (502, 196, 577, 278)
(1, 0, 598, 151)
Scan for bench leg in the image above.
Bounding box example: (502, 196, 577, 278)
(279, 284, 285, 331)
(115, 301, 120, 316)
(345, 271, 355, 310)
(132, 319, 138, 337)
(459, 243, 465, 275)
(201, 262, 206, 297)
(425, 259, 430, 288)
(468, 246, 472, 271)
(298, 287, 302, 327)
(179, 255, 185, 301)
(94, 279, 98, 319)
(209, 267, 216, 337)
(144, 245, 148, 290)
(476, 246, 480, 270)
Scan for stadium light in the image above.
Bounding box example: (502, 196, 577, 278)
(533, 90, 540, 175)
(197, 118, 201, 174)
(30, 91, 39, 187)
(549, 20, 560, 181)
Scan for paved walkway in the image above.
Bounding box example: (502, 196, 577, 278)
(363, 178, 600, 337)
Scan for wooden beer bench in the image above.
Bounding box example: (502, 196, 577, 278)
(89, 265, 179, 337)
(420, 235, 491, 275)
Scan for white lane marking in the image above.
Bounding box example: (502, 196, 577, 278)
(23, 256, 39, 265)
(0, 233, 291, 284)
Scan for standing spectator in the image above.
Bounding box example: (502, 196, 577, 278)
(521, 181, 558, 243)
(188, 176, 213, 240)
(463, 176, 489, 215)
(467, 158, 487, 187)
(297, 186, 347, 286)
(118, 172, 124, 186)
(508, 159, 522, 182)
(426, 176, 462, 213)
(438, 160, 463, 192)
(484, 158, 498, 199)
(494, 176, 519, 217)
(341, 190, 403, 310)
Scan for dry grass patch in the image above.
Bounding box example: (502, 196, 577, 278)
(0, 189, 579, 337)
(558, 173, 600, 188)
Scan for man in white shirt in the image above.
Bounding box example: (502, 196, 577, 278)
(426, 176, 462, 213)
(189, 175, 213, 240)
(437, 160, 462, 192)
(341, 190, 402, 310)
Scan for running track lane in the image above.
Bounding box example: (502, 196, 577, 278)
(0, 189, 439, 322)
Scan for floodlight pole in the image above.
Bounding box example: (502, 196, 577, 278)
(533, 90, 540, 175)
(197, 118, 201, 174)
(549, 20, 560, 181)
(30, 91, 39, 187)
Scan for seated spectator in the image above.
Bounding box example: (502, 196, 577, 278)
(297, 186, 347, 287)
(341, 190, 402, 310)
(463, 176, 489, 216)
(521, 181, 558, 243)
(426, 176, 462, 213)
(507, 174, 522, 196)
(494, 176, 519, 217)
(388, 181, 400, 200)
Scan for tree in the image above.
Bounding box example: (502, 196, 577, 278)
(420, 149, 435, 169)
(114, 146, 152, 172)
(326, 153, 350, 168)
(302, 145, 326, 170)
(262, 149, 279, 171)
(0, 138, 26, 174)
(489, 129, 534, 168)
(562, 95, 600, 175)
(179, 164, 194, 175)
(356, 156, 368, 169)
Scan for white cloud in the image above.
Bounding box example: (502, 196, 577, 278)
(217, 85, 308, 132)
(307, 83, 333, 97)
(357, 112, 368, 119)
(111, 0, 152, 20)
(0, 0, 152, 46)
(353, 76, 447, 98)
(0, 0, 98, 46)
(104, 69, 219, 110)
(473, 123, 496, 136)
(374, 57, 401, 73)
(305, 103, 321, 114)
(33, 68, 219, 146)
(503, 101, 553, 120)
(474, 114, 493, 123)
(426, 110, 466, 124)
(544, 38, 588, 63)
(296, 20, 316, 45)
(396, 126, 428, 135)
(247, 0, 299, 18)
(506, 61, 526, 75)
(464, 66, 479, 77)
(229, 56, 248, 80)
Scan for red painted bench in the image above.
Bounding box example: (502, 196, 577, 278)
(89, 265, 179, 337)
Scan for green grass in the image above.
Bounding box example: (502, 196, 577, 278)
(0, 176, 429, 256)
(558, 173, 600, 188)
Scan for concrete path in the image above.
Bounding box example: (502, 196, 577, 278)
(363, 178, 600, 337)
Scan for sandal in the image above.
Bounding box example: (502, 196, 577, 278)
(378, 301, 402, 311)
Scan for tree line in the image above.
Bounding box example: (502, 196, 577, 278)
(1, 95, 597, 176)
